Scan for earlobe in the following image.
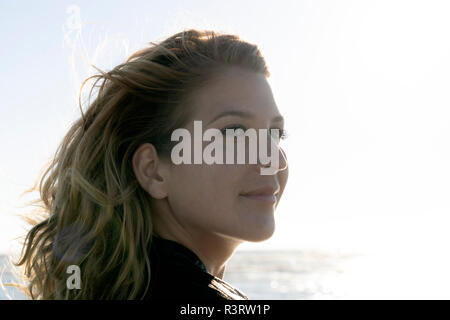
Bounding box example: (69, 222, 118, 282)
(148, 170, 169, 199)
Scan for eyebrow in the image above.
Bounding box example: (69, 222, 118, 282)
(207, 110, 284, 126)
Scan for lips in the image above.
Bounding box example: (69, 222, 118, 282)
(240, 186, 279, 203)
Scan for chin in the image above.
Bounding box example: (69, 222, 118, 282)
(244, 222, 275, 242)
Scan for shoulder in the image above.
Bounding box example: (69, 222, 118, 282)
(145, 261, 234, 300)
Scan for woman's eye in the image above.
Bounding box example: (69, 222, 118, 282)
(220, 126, 289, 141)
(220, 125, 247, 135)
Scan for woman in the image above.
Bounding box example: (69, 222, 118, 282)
(14, 29, 289, 299)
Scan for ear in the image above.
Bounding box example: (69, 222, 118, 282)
(132, 143, 169, 199)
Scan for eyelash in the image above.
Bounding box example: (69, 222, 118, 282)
(220, 125, 289, 140)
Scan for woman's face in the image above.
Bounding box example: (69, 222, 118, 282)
(159, 67, 289, 243)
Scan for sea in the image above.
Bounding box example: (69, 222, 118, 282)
(5, 248, 450, 300)
(0, 250, 362, 300)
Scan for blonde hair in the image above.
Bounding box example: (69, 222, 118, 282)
(11, 28, 269, 299)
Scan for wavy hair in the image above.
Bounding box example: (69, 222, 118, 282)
(10, 28, 269, 299)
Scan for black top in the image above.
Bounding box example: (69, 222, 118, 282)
(143, 235, 248, 300)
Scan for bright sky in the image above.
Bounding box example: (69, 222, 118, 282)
(1, 1, 450, 295)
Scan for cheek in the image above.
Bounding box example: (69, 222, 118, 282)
(167, 165, 240, 227)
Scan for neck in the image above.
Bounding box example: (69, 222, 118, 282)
(185, 233, 240, 279)
(151, 203, 242, 279)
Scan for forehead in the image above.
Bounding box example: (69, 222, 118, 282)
(187, 67, 280, 122)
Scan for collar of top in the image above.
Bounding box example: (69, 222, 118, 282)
(151, 235, 209, 273)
